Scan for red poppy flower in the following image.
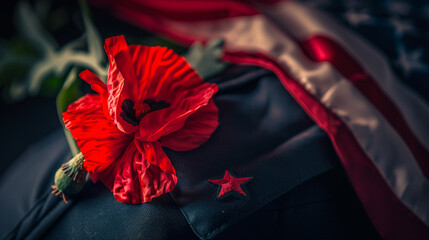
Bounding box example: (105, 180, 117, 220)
(63, 35, 218, 203)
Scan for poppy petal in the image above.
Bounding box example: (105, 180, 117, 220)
(62, 94, 132, 186)
(138, 83, 218, 142)
(112, 140, 177, 203)
(104, 35, 139, 134)
(126, 43, 218, 141)
(160, 99, 219, 151)
(64, 36, 219, 204)
(79, 69, 110, 120)
(79, 69, 107, 98)
(129, 44, 209, 103)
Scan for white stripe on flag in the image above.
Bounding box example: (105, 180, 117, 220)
(265, 1, 429, 150)
(166, 10, 429, 225)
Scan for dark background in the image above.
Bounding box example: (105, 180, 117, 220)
(0, 0, 62, 176)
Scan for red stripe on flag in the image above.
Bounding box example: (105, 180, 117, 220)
(300, 35, 429, 179)
(90, 0, 260, 22)
(222, 51, 429, 240)
(89, 0, 217, 46)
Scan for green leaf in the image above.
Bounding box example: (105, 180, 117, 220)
(39, 75, 63, 97)
(184, 38, 228, 79)
(56, 67, 80, 155)
(14, 1, 106, 96)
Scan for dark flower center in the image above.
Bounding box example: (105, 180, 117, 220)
(120, 99, 170, 126)
(134, 102, 151, 120)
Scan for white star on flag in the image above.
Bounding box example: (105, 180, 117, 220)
(396, 46, 428, 75)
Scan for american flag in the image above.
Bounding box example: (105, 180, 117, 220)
(91, 0, 429, 239)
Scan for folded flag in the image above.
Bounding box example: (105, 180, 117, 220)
(90, 0, 429, 239)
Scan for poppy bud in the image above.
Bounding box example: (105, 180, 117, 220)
(51, 152, 87, 203)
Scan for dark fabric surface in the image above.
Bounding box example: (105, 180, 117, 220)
(45, 182, 195, 240)
(0, 130, 71, 239)
(167, 67, 339, 239)
(216, 167, 381, 240)
(0, 66, 380, 239)
(0, 130, 196, 240)
(0, 130, 380, 240)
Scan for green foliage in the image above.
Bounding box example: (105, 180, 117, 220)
(39, 75, 63, 97)
(0, 0, 107, 102)
(56, 68, 80, 155)
(185, 38, 228, 79)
